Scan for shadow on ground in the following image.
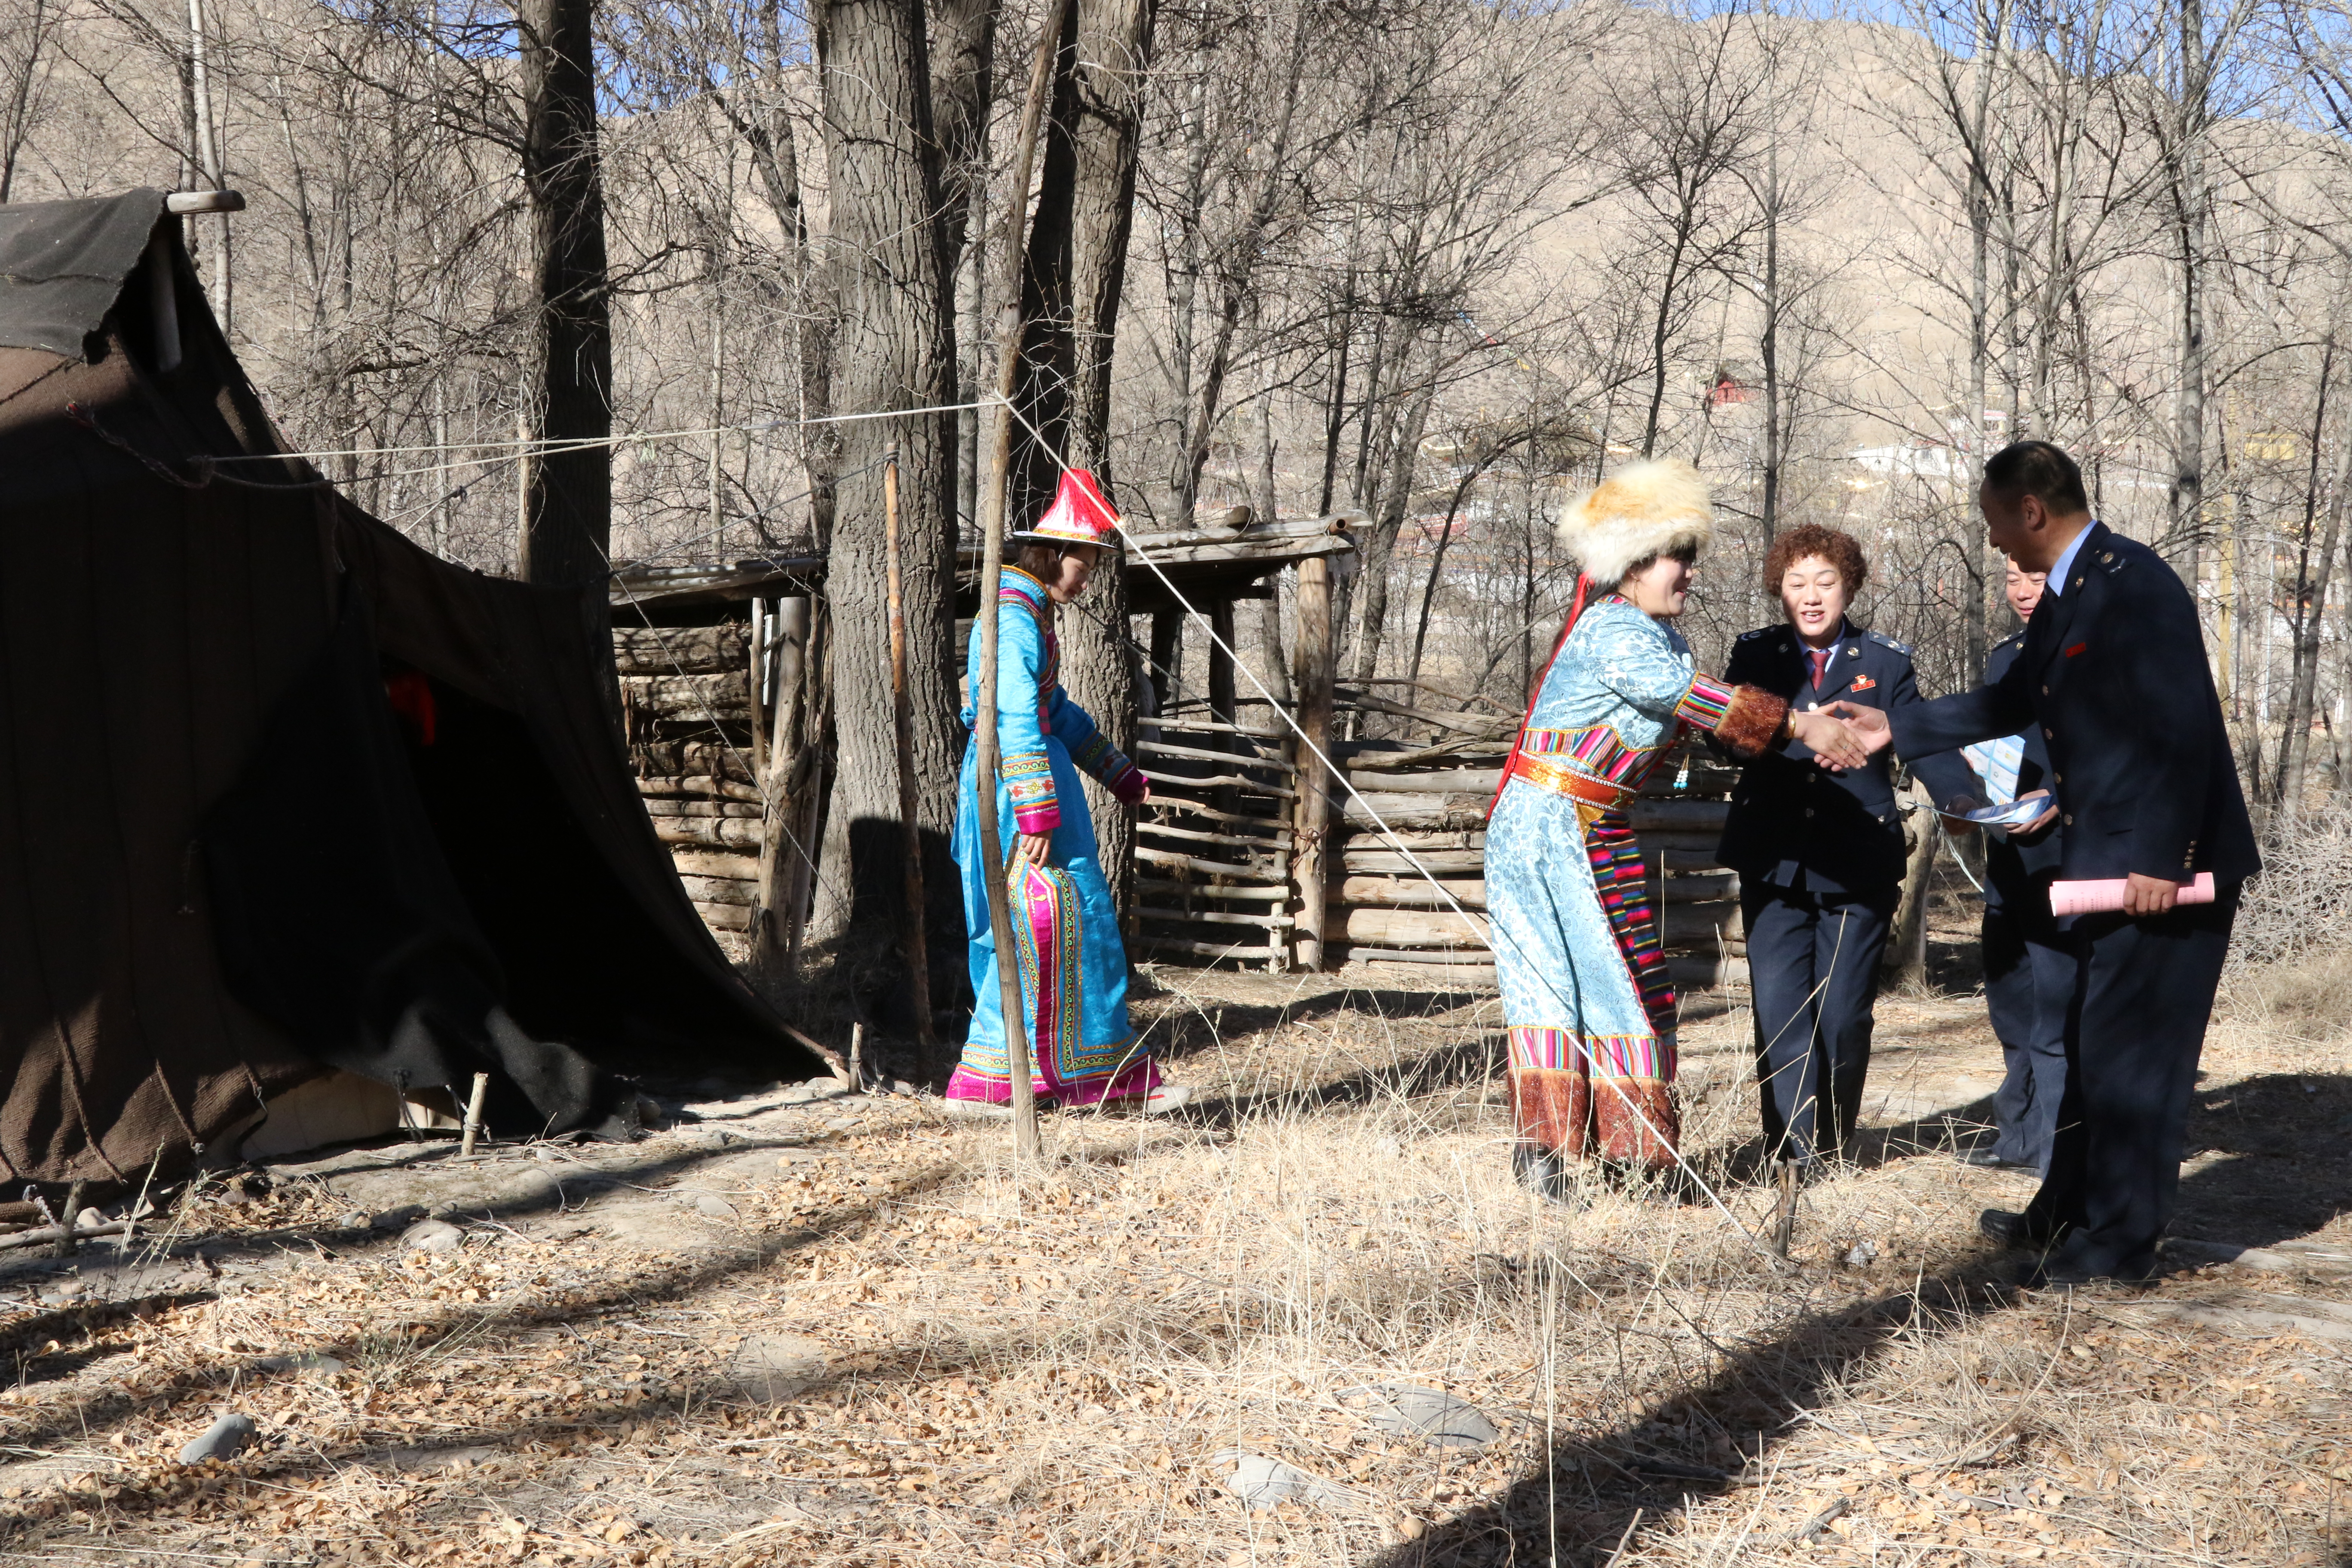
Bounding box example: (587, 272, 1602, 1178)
(1375, 1071, 2352, 1566)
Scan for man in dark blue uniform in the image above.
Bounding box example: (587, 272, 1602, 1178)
(1960, 560, 2070, 1175)
(1833, 441, 2259, 1285)
(1718, 525, 1978, 1173)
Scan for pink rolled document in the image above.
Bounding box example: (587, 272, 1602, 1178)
(2048, 871, 2216, 917)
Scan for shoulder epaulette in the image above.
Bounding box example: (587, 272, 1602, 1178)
(1736, 626, 1776, 641)
(1867, 630, 1913, 655)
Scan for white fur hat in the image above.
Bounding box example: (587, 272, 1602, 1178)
(1556, 458, 1714, 586)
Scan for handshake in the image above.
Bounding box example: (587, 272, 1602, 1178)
(1786, 700, 1894, 773)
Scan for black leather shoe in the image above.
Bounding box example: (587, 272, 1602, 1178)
(1962, 1149, 2037, 1171)
(1513, 1142, 1586, 1207)
(1978, 1209, 2060, 1249)
(2018, 1252, 2159, 1288)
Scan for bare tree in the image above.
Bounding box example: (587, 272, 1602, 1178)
(803, 0, 964, 1008)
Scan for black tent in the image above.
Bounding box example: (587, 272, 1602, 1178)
(0, 189, 818, 1185)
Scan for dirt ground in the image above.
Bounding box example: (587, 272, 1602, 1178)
(1, 910, 2348, 1567)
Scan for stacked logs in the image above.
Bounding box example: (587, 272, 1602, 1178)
(1131, 717, 1295, 971)
(1321, 737, 1746, 990)
(617, 621, 764, 959)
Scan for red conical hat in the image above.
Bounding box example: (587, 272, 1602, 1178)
(1010, 468, 1124, 549)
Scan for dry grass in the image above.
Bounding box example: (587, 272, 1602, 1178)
(0, 951, 2347, 1568)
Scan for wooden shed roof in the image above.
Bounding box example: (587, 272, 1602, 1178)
(609, 514, 1360, 619)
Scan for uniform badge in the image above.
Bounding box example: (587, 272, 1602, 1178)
(2065, 642, 2087, 658)
(1850, 674, 1877, 691)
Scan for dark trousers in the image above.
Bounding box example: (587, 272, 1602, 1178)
(1743, 881, 1896, 1162)
(2026, 891, 2237, 1278)
(1981, 894, 2072, 1173)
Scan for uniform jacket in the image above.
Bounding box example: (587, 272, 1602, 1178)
(1978, 630, 2064, 910)
(1889, 521, 2259, 888)
(1717, 620, 1978, 897)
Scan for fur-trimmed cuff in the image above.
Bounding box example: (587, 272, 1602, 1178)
(1706, 680, 1788, 760)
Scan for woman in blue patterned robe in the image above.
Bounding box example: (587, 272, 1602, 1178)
(948, 476, 1157, 1109)
(1485, 460, 1866, 1195)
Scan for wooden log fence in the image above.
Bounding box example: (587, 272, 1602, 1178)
(607, 564, 1761, 1001)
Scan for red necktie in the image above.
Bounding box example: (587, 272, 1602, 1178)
(1809, 647, 1831, 689)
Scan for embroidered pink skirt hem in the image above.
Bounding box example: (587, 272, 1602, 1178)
(943, 1056, 1160, 1106)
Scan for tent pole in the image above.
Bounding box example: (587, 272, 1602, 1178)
(974, 0, 1071, 1165)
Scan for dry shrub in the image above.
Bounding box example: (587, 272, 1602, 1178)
(2223, 808, 2352, 1023)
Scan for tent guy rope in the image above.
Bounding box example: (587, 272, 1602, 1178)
(993, 394, 1776, 1251)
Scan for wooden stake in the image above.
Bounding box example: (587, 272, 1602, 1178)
(1291, 556, 1335, 971)
(973, 0, 1072, 1167)
(459, 1072, 491, 1156)
(1771, 1159, 1800, 1259)
(748, 597, 768, 779)
(54, 1181, 84, 1259)
(883, 447, 937, 1065)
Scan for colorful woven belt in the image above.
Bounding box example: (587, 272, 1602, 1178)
(1510, 754, 1636, 810)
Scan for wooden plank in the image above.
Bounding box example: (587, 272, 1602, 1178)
(620, 673, 751, 721)
(1342, 848, 1486, 876)
(613, 623, 747, 675)
(1326, 907, 1489, 947)
(652, 817, 764, 850)
(642, 798, 763, 818)
(1138, 906, 1294, 930)
(1139, 738, 1289, 769)
(693, 899, 753, 932)
(1338, 793, 1486, 831)
(639, 774, 764, 803)
(1143, 767, 1298, 799)
(1339, 766, 1501, 794)
(1137, 877, 1290, 904)
(1138, 819, 1294, 851)
(1292, 554, 1335, 971)
(1663, 870, 1739, 903)
(1145, 796, 1293, 832)
(1331, 870, 1736, 913)
(610, 554, 826, 609)
(1338, 945, 1497, 968)
(682, 874, 757, 907)
(1139, 717, 1286, 739)
(1137, 935, 1289, 961)
(1660, 900, 1743, 945)
(1338, 876, 1487, 910)
(1627, 799, 1730, 833)
(1666, 952, 1749, 991)
(671, 849, 761, 880)
(1135, 846, 1285, 880)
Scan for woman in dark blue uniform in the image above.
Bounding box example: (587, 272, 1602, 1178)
(1717, 525, 1975, 1172)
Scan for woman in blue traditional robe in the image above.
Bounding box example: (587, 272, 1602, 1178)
(947, 470, 1163, 1110)
(1484, 459, 1868, 1197)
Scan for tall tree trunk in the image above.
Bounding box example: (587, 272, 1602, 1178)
(930, 0, 996, 539)
(806, 0, 963, 1018)
(1346, 355, 1435, 725)
(1963, 0, 2003, 684)
(1003, 0, 1157, 919)
(2281, 373, 2351, 814)
(516, 0, 612, 609)
(1253, 388, 1292, 705)
(2167, 0, 2209, 591)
